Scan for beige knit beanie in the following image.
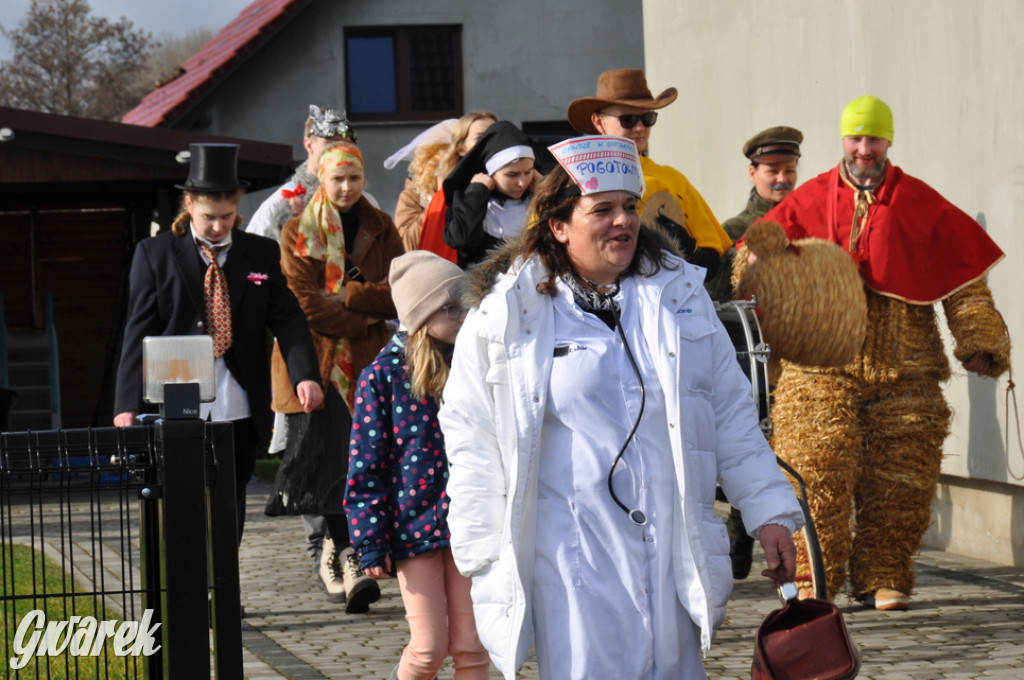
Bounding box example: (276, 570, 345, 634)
(388, 250, 466, 334)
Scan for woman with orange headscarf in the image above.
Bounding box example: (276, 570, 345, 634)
(266, 142, 405, 613)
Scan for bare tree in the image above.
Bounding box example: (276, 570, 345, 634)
(0, 0, 154, 120)
(137, 28, 214, 92)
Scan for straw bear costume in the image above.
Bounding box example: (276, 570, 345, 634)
(741, 155, 1010, 601)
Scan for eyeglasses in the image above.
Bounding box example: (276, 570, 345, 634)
(441, 303, 466, 320)
(598, 111, 658, 128)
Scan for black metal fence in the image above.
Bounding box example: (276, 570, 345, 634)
(0, 421, 244, 679)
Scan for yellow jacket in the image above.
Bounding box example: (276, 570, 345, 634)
(640, 155, 732, 254)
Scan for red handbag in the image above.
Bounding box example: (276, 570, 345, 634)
(752, 583, 861, 680)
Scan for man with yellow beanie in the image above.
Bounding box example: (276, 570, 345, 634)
(748, 95, 1011, 610)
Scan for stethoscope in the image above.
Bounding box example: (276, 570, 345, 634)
(584, 277, 649, 527)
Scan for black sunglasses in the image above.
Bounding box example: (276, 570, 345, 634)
(599, 111, 658, 128)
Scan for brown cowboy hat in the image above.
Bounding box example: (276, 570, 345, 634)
(567, 69, 679, 134)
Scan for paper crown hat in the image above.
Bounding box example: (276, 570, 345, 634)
(547, 135, 644, 197)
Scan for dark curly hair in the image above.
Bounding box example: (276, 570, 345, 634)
(520, 164, 677, 295)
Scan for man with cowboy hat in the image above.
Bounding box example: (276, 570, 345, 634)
(567, 69, 732, 276)
(115, 143, 323, 553)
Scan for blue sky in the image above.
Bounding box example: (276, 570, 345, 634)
(1, 0, 254, 59)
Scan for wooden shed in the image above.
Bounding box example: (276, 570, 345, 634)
(0, 106, 296, 429)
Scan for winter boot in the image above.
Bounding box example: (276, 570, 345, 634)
(341, 545, 381, 613)
(318, 537, 347, 604)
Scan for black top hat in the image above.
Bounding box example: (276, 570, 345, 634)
(175, 143, 251, 192)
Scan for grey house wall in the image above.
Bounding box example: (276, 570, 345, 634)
(180, 0, 644, 220)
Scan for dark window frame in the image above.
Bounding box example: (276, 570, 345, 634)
(344, 24, 464, 123)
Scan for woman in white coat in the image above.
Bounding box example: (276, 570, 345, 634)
(438, 136, 804, 680)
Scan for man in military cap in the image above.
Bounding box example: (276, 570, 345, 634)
(707, 126, 803, 302)
(707, 126, 802, 580)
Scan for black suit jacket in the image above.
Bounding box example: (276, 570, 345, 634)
(114, 228, 319, 441)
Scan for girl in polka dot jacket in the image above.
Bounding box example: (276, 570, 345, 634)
(345, 250, 490, 680)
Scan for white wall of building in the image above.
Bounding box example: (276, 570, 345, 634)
(644, 0, 1024, 562)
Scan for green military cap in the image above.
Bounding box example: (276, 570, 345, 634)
(743, 126, 803, 161)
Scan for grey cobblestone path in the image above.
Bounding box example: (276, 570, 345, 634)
(3, 478, 1020, 679)
(238, 481, 1024, 680)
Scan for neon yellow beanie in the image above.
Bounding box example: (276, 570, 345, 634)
(840, 95, 894, 141)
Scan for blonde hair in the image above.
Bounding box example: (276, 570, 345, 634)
(170, 190, 244, 236)
(405, 327, 451, 403)
(437, 110, 498, 182)
(409, 142, 449, 206)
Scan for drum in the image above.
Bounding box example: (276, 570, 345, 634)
(716, 300, 827, 600)
(716, 300, 772, 438)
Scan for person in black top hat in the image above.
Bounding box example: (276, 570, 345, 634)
(114, 143, 323, 548)
(442, 120, 538, 269)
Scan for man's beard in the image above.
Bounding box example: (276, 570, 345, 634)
(845, 154, 887, 184)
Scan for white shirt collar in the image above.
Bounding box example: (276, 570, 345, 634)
(189, 222, 233, 250)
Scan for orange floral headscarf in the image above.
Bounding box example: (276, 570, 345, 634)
(293, 143, 365, 413)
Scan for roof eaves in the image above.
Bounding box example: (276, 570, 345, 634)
(122, 0, 317, 129)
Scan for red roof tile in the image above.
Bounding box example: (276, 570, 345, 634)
(122, 0, 313, 128)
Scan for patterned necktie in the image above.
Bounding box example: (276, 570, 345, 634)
(839, 163, 883, 255)
(201, 245, 232, 358)
(848, 187, 875, 254)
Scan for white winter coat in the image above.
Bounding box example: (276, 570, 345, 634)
(438, 248, 804, 679)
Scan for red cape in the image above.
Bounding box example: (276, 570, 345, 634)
(762, 164, 1004, 304)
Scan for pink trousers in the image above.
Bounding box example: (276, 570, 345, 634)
(395, 548, 490, 680)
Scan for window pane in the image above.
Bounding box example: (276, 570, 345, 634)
(408, 30, 456, 113)
(347, 37, 396, 114)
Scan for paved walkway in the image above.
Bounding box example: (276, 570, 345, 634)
(237, 480, 1024, 680)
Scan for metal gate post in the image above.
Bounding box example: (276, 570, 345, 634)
(155, 417, 210, 678)
(207, 420, 243, 679)
(136, 423, 164, 680)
